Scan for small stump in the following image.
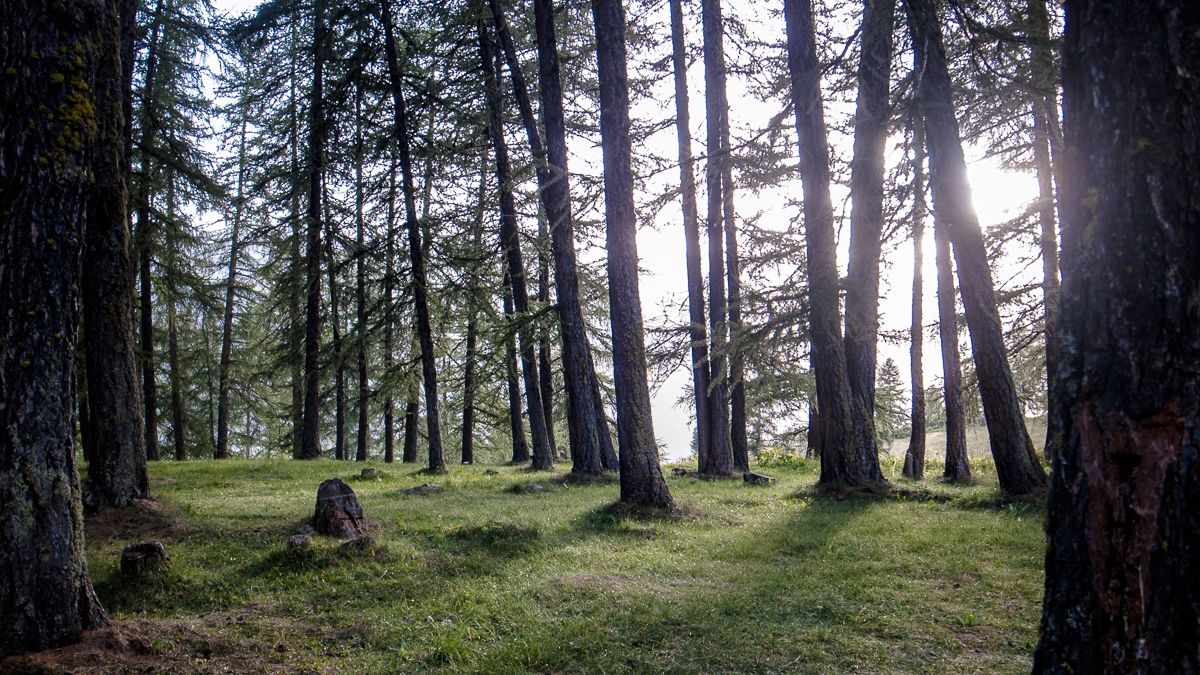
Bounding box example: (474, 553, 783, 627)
(120, 541, 168, 574)
(743, 471, 777, 486)
(314, 478, 366, 538)
(672, 467, 689, 477)
(402, 483, 444, 496)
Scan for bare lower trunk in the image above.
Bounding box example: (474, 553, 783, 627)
(503, 271, 530, 464)
(324, 207, 346, 461)
(216, 103, 248, 460)
(354, 82, 370, 463)
(166, 172, 185, 461)
(935, 210, 970, 481)
(903, 121, 927, 480)
(383, 162, 397, 463)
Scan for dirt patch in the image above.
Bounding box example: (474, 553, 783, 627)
(85, 499, 196, 545)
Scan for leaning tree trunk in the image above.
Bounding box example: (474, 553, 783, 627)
(784, 0, 876, 486)
(380, 0, 445, 472)
(481, 24, 555, 471)
(216, 98, 249, 460)
(1, 0, 111, 653)
(700, 0, 734, 477)
(903, 121, 927, 480)
(667, 0, 713, 472)
(843, 0, 896, 481)
(905, 0, 1045, 494)
(1034, 1, 1200, 671)
(298, 0, 327, 460)
(591, 0, 674, 508)
(935, 208, 971, 482)
(489, 0, 617, 474)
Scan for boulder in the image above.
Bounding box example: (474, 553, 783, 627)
(313, 478, 366, 538)
(524, 483, 546, 493)
(359, 467, 379, 479)
(743, 471, 777, 486)
(120, 541, 168, 574)
(287, 533, 312, 550)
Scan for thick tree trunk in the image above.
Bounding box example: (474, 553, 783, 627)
(216, 101, 249, 460)
(490, 0, 616, 474)
(354, 82, 369, 463)
(380, 0, 444, 472)
(843, 0, 896, 480)
(298, 0, 327, 460)
(591, 0, 674, 508)
(905, 0, 1045, 494)
(165, 172, 185, 461)
(81, 0, 149, 508)
(903, 122, 927, 480)
(482, 24, 555, 471)
(1, 0, 110, 653)
(1034, 2, 1200, 671)
(935, 208, 971, 482)
(784, 0, 876, 486)
(701, 0, 734, 476)
(668, 0, 713, 472)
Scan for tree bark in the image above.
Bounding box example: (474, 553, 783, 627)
(1034, 1, 1200, 670)
(402, 374, 420, 463)
(503, 270, 530, 464)
(165, 170, 185, 461)
(354, 81, 370, 463)
(287, 26, 304, 459)
(668, 0, 713, 473)
(380, 0, 444, 471)
(591, 0, 674, 508)
(298, 0, 327, 460)
(934, 206, 971, 482)
(903, 121, 927, 480)
(383, 162, 397, 463)
(462, 145, 488, 465)
(701, 0, 734, 476)
(784, 0, 876, 486)
(1, 0, 111, 653)
(905, 0, 1045, 494)
(216, 97, 249, 460)
(843, 0, 896, 480)
(323, 190, 346, 461)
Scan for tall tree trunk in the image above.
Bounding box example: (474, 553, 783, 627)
(1, 0, 111, 653)
(298, 0, 327, 460)
(380, 0, 445, 472)
(935, 204, 971, 481)
(668, 0, 713, 472)
(591, 0, 674, 508)
(354, 81, 370, 463)
(903, 121, 927, 480)
(503, 269, 531, 464)
(81, 0, 149, 509)
(383, 157, 398, 463)
(481, 22, 555, 471)
(724, 171, 747, 471)
(324, 193, 346, 461)
(165, 170, 185, 461)
(1035, 2, 1200, 670)
(536, 205, 557, 459)
(843, 0, 896, 481)
(402, 372, 420, 463)
(462, 145, 488, 465)
(784, 0, 875, 486)
(489, 0, 617, 474)
(905, 0, 1045, 494)
(701, 0, 734, 476)
(216, 98, 249, 460)
(288, 25, 304, 460)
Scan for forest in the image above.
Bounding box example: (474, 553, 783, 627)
(1, 0, 1197, 671)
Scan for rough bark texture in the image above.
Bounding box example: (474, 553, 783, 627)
(906, 0, 1045, 494)
(298, 0, 326, 460)
(502, 270, 530, 463)
(216, 103, 248, 460)
(313, 479, 365, 539)
(903, 122, 927, 480)
(482, 25, 555, 471)
(1034, 1, 1200, 671)
(934, 209, 971, 482)
(843, 0, 896, 480)
(380, 0, 444, 471)
(701, 0, 734, 477)
(165, 173, 185, 461)
(1, 0, 111, 652)
(402, 381, 419, 463)
(784, 0, 876, 487)
(668, 0, 712, 473)
(591, 0, 674, 509)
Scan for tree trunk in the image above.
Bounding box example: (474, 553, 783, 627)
(298, 0, 327, 460)
(503, 270, 531, 464)
(383, 158, 397, 463)
(288, 26, 304, 460)
(843, 0, 896, 480)
(81, 0, 149, 508)
(591, 0, 674, 508)
(935, 204, 971, 482)
(462, 146, 488, 465)
(216, 98, 249, 460)
(380, 0, 444, 472)
(1, 0, 111, 653)
(725, 172, 747, 471)
(701, 0, 734, 477)
(402, 375, 420, 463)
(1035, 2, 1200, 670)
(905, 0, 1045, 494)
(354, 81, 370, 463)
(903, 121, 927, 480)
(482, 23, 555, 471)
(489, 0, 616, 474)
(165, 170, 185, 461)
(536, 204, 557, 459)
(784, 0, 876, 486)
(668, 0, 713, 473)
(324, 193, 346, 461)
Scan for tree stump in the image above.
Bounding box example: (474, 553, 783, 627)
(313, 479, 365, 538)
(120, 541, 168, 574)
(743, 472, 777, 486)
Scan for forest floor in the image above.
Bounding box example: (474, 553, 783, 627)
(5, 455, 1045, 674)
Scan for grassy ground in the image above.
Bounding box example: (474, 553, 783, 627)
(19, 455, 1045, 673)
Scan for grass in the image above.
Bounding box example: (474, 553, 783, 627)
(61, 455, 1044, 673)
